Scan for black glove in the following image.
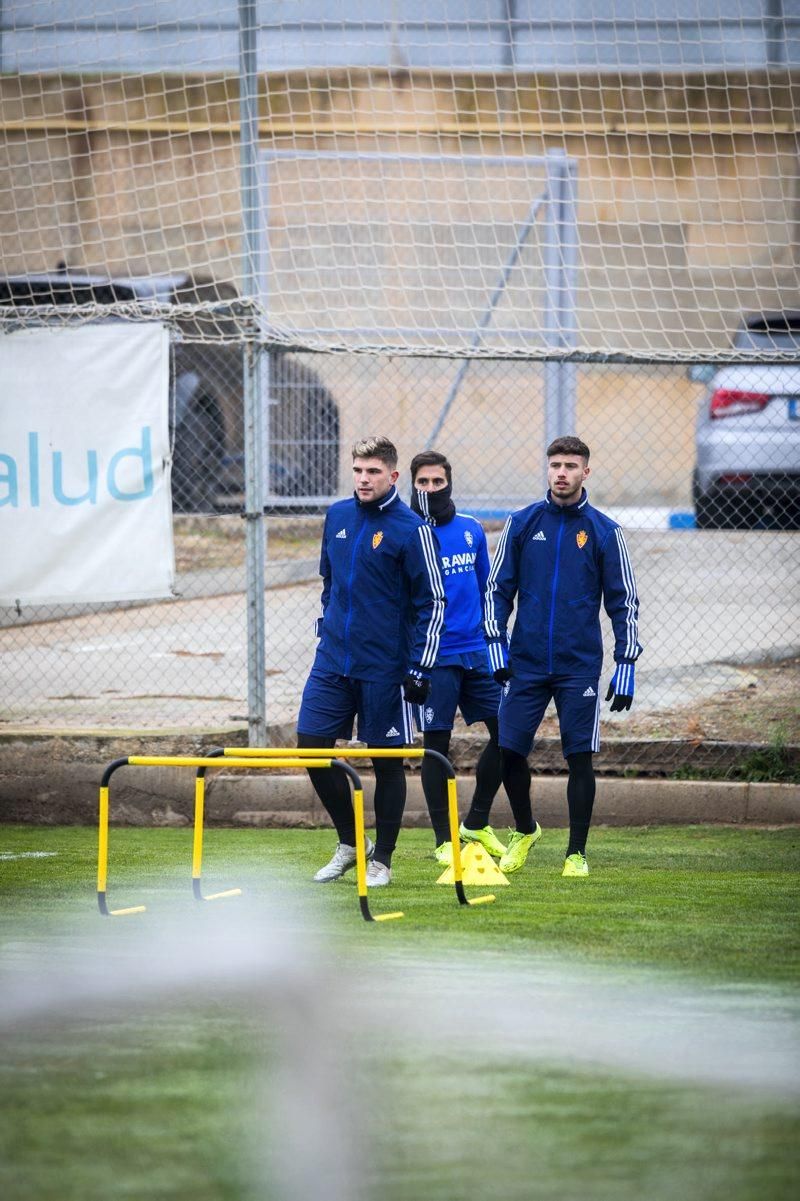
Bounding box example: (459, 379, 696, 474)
(493, 664, 514, 686)
(402, 668, 430, 705)
(605, 663, 635, 712)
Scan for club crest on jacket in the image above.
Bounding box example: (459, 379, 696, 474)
(372, 531, 383, 549)
(576, 530, 588, 549)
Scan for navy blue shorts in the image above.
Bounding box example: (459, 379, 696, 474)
(498, 674, 601, 758)
(414, 651, 501, 732)
(297, 667, 415, 746)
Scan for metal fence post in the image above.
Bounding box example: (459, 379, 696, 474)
(543, 150, 578, 486)
(425, 193, 546, 448)
(240, 0, 267, 746)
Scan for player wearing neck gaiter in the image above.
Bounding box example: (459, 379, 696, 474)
(409, 450, 517, 868)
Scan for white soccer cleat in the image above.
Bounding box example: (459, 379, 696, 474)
(365, 861, 392, 887)
(313, 838, 374, 883)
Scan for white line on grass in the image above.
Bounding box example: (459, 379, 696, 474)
(0, 851, 59, 860)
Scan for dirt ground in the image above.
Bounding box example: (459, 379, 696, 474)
(173, 518, 799, 749)
(452, 656, 800, 749)
(545, 656, 798, 746)
(173, 515, 321, 572)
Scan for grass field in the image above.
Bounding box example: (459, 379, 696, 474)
(1, 823, 799, 1201)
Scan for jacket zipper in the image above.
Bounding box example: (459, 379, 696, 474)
(547, 515, 565, 674)
(342, 510, 367, 675)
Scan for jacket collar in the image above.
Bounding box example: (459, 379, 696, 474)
(355, 484, 400, 512)
(544, 488, 589, 517)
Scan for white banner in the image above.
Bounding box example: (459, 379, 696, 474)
(0, 324, 174, 604)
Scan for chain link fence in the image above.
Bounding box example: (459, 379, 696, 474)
(0, 4, 798, 783)
(2, 348, 798, 778)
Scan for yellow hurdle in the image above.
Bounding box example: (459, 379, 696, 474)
(97, 755, 332, 917)
(97, 748, 497, 921)
(191, 774, 243, 902)
(198, 749, 405, 923)
(221, 746, 496, 910)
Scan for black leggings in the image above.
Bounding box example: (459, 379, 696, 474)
(420, 719, 503, 846)
(500, 748, 536, 834)
(500, 746, 596, 852)
(565, 751, 595, 856)
(420, 729, 453, 847)
(297, 733, 406, 867)
(464, 716, 503, 831)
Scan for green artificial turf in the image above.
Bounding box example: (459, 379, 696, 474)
(0, 823, 798, 1201)
(1, 824, 797, 980)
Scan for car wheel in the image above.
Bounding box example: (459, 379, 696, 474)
(698, 493, 753, 530)
(693, 470, 719, 529)
(172, 393, 226, 514)
(694, 494, 721, 529)
(693, 471, 748, 529)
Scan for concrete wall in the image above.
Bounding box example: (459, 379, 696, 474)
(0, 730, 797, 827)
(0, 68, 797, 503)
(0, 68, 797, 349)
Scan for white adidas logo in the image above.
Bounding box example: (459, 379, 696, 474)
(336, 528, 347, 539)
(583, 686, 596, 697)
(385, 726, 400, 737)
(532, 530, 547, 541)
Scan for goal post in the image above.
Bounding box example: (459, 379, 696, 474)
(259, 145, 578, 461)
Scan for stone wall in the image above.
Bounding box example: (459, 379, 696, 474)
(0, 68, 797, 504)
(0, 68, 797, 350)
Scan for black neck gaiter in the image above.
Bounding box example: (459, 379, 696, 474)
(410, 484, 456, 526)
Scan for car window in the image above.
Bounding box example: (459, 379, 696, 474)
(0, 278, 139, 306)
(733, 313, 800, 351)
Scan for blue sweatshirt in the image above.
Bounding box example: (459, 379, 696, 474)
(485, 490, 642, 678)
(424, 511, 491, 658)
(314, 485, 446, 683)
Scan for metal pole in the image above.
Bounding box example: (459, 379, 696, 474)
(239, 0, 267, 747)
(557, 158, 578, 438)
(542, 150, 578, 488)
(765, 0, 785, 67)
(502, 0, 517, 70)
(425, 193, 546, 447)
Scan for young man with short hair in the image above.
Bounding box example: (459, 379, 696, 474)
(409, 450, 511, 866)
(298, 436, 446, 887)
(485, 436, 642, 876)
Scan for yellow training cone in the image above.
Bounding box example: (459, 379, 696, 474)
(436, 843, 510, 886)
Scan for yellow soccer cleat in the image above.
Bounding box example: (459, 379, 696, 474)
(434, 840, 455, 867)
(498, 823, 542, 873)
(562, 852, 589, 878)
(459, 823, 507, 858)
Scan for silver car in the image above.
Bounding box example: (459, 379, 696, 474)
(691, 311, 800, 529)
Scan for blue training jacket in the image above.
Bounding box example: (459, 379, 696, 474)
(485, 490, 642, 678)
(423, 511, 491, 657)
(314, 485, 446, 683)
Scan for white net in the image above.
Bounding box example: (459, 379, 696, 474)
(0, 1, 798, 358)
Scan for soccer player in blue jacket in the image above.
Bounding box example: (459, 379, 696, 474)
(485, 436, 642, 877)
(409, 451, 509, 867)
(298, 436, 446, 888)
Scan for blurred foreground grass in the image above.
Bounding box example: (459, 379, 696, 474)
(0, 825, 798, 1201)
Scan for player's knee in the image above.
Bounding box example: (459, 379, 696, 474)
(297, 731, 336, 749)
(423, 729, 451, 756)
(567, 751, 594, 779)
(501, 748, 530, 782)
(373, 756, 405, 780)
